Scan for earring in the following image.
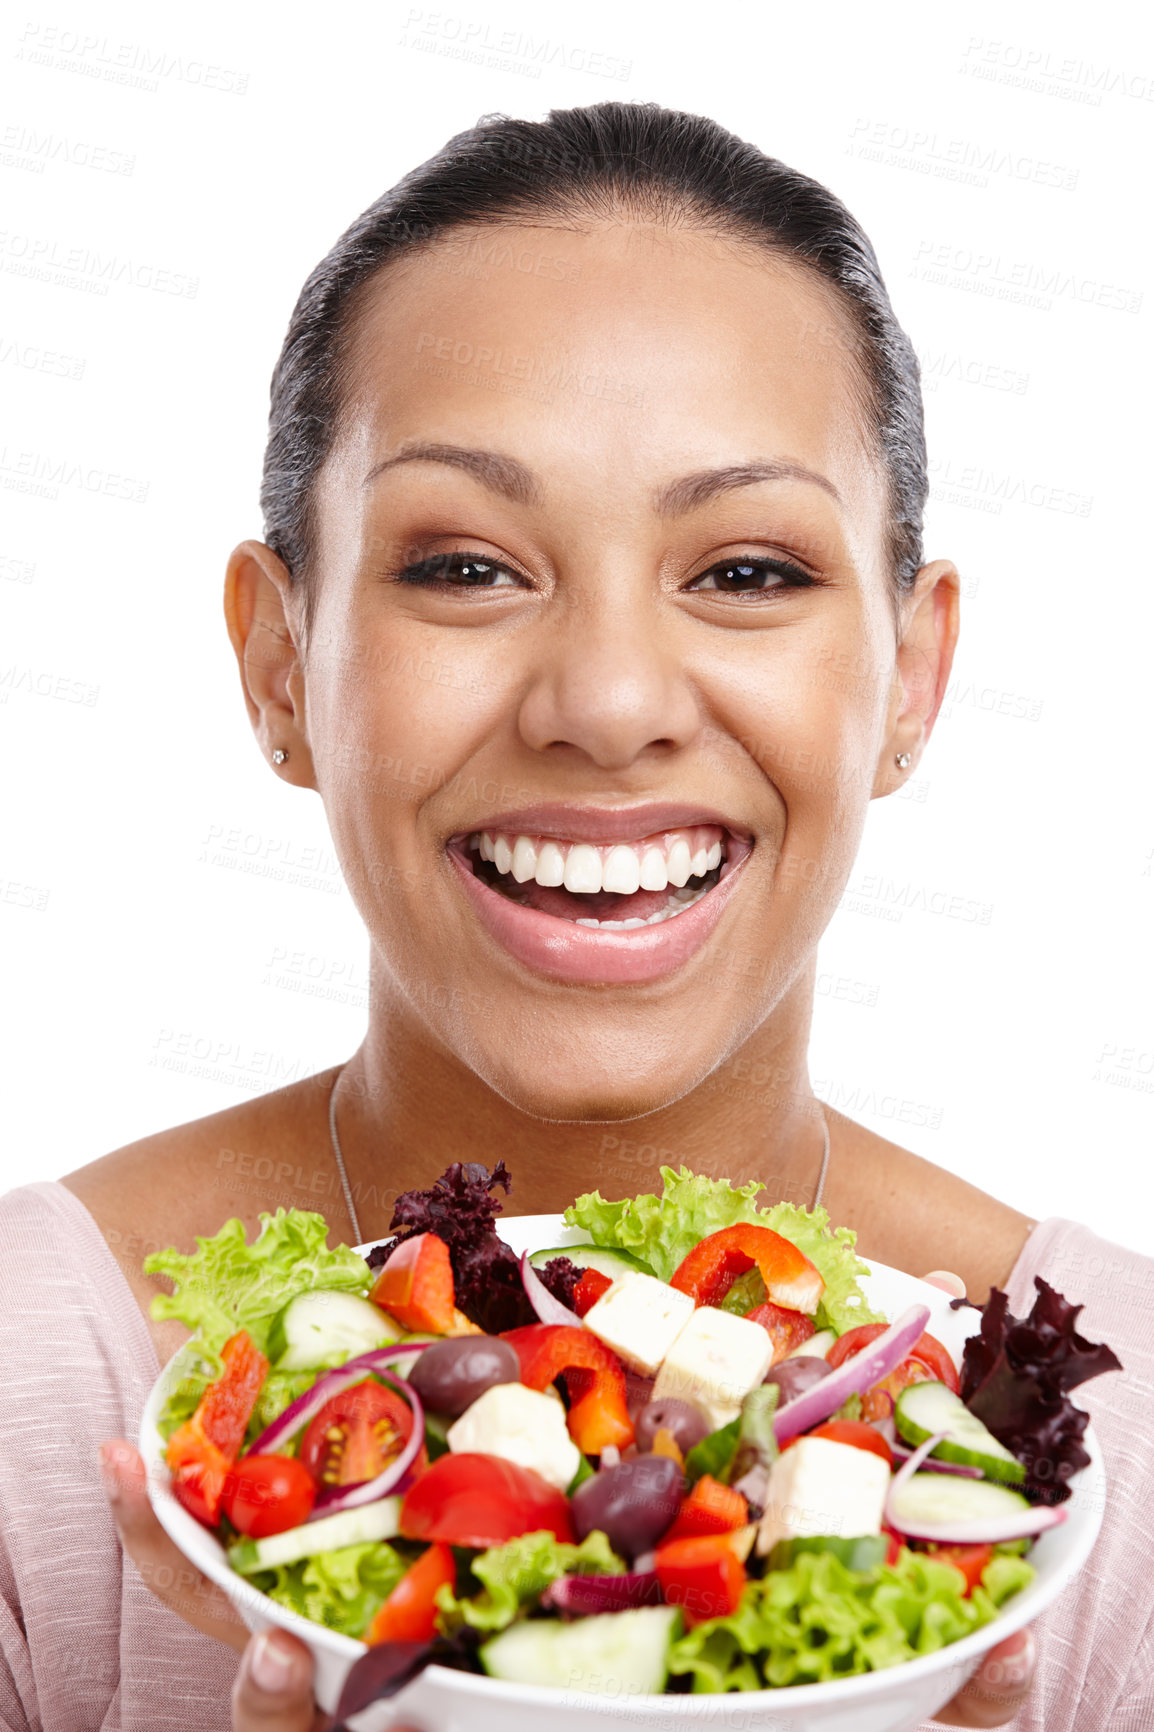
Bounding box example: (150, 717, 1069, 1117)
(272, 749, 288, 765)
(895, 751, 912, 769)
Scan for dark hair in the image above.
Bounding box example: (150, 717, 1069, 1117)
(261, 102, 927, 627)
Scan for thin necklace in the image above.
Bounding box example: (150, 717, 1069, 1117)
(330, 1065, 834, 1246)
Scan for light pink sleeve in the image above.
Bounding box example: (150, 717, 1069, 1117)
(0, 1182, 239, 1731)
(919, 1217, 1154, 1732)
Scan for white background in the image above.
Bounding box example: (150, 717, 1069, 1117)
(2, 0, 1151, 1251)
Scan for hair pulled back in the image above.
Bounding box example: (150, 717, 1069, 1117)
(260, 102, 927, 618)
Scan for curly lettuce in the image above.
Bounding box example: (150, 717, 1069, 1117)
(669, 1549, 1036, 1691)
(435, 1529, 624, 1633)
(564, 1166, 882, 1334)
(250, 1541, 407, 1640)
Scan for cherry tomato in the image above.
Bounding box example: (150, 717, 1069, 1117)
(782, 1420, 894, 1467)
(400, 1453, 574, 1548)
(299, 1379, 417, 1489)
(222, 1454, 316, 1538)
(827, 1324, 960, 1394)
(367, 1542, 457, 1644)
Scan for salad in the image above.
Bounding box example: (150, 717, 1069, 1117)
(146, 1163, 1120, 1724)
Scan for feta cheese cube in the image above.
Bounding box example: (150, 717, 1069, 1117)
(446, 1382, 580, 1492)
(583, 1272, 696, 1377)
(650, 1305, 774, 1429)
(756, 1436, 891, 1556)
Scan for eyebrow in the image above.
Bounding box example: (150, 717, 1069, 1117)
(362, 444, 840, 513)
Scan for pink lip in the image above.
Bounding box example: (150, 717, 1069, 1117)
(449, 802, 753, 847)
(446, 833, 753, 985)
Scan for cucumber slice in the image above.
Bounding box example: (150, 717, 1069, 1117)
(266, 1290, 404, 1371)
(888, 1472, 1031, 1533)
(784, 1329, 836, 1360)
(481, 1605, 680, 1695)
(768, 1534, 889, 1573)
(228, 1496, 402, 1573)
(895, 1381, 1025, 1485)
(529, 1244, 657, 1280)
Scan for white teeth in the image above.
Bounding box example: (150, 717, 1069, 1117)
(706, 840, 722, 871)
(566, 881, 712, 929)
(511, 836, 538, 883)
(534, 841, 565, 887)
(480, 831, 496, 862)
(493, 834, 514, 875)
(602, 845, 641, 895)
(690, 846, 708, 878)
(639, 846, 669, 892)
(564, 844, 603, 894)
(666, 838, 692, 887)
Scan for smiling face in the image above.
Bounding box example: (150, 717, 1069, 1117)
(242, 219, 954, 1122)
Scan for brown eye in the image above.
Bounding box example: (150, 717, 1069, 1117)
(395, 553, 523, 588)
(688, 558, 815, 594)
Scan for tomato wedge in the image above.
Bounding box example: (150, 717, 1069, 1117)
(782, 1420, 894, 1467)
(925, 1542, 994, 1596)
(827, 1324, 960, 1394)
(400, 1453, 574, 1548)
(367, 1542, 456, 1644)
(299, 1379, 419, 1489)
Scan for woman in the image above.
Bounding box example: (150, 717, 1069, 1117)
(1, 103, 1147, 1732)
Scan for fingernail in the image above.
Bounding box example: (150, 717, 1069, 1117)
(981, 1628, 1035, 1689)
(250, 1630, 301, 1693)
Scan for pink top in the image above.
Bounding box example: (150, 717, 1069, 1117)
(0, 1181, 1150, 1731)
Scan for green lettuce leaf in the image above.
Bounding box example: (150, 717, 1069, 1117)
(564, 1166, 882, 1333)
(250, 1541, 407, 1640)
(668, 1548, 1035, 1691)
(436, 1529, 624, 1633)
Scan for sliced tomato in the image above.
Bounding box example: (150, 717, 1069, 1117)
(925, 1542, 994, 1596)
(171, 1449, 231, 1528)
(827, 1323, 960, 1394)
(299, 1379, 418, 1489)
(221, 1454, 316, 1538)
(400, 1452, 574, 1548)
(369, 1233, 458, 1334)
(573, 1268, 613, 1316)
(745, 1300, 817, 1363)
(367, 1542, 456, 1644)
(782, 1420, 894, 1467)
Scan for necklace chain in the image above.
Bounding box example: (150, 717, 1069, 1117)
(328, 1064, 831, 1250)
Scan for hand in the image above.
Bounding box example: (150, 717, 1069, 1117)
(918, 1273, 1037, 1729)
(98, 1439, 423, 1731)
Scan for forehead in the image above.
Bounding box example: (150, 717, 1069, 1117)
(332, 219, 885, 541)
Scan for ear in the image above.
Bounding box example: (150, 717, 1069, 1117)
(872, 559, 960, 798)
(223, 540, 317, 789)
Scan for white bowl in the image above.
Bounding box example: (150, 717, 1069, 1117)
(141, 1214, 1105, 1732)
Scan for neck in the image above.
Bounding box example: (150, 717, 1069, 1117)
(331, 956, 828, 1237)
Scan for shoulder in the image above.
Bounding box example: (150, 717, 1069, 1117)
(822, 1110, 1036, 1299)
(59, 1065, 343, 1364)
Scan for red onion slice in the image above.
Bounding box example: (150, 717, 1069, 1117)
(542, 1572, 661, 1614)
(885, 1430, 1068, 1543)
(247, 1343, 428, 1458)
(773, 1305, 931, 1445)
(309, 1369, 425, 1519)
(890, 1442, 982, 1479)
(521, 1250, 588, 1329)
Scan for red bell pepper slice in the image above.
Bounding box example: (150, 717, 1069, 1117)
(656, 1532, 747, 1627)
(663, 1474, 748, 1542)
(745, 1300, 817, 1362)
(573, 1268, 613, 1316)
(166, 1330, 270, 1525)
(669, 1224, 824, 1315)
(400, 1453, 574, 1548)
(366, 1541, 457, 1643)
(501, 1323, 634, 1453)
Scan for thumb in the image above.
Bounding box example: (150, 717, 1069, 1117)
(231, 1629, 320, 1730)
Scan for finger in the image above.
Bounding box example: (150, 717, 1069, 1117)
(232, 1629, 325, 1731)
(922, 1269, 968, 1298)
(98, 1439, 250, 1652)
(932, 1628, 1036, 1728)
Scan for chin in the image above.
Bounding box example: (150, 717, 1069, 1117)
(479, 1052, 698, 1126)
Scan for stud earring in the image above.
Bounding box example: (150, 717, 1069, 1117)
(895, 751, 912, 769)
(272, 749, 288, 765)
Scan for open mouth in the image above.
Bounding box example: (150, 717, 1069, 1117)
(460, 824, 728, 928)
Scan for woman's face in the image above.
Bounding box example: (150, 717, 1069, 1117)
(260, 220, 950, 1120)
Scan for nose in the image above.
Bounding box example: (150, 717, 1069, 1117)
(516, 587, 702, 771)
